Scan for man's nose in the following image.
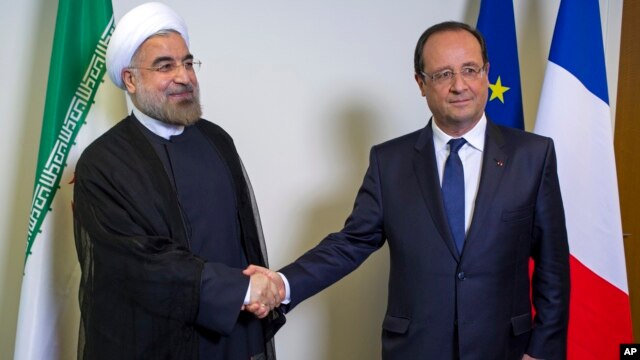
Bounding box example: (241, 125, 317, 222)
(172, 63, 192, 84)
(449, 72, 469, 92)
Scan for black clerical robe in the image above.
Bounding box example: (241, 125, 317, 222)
(73, 115, 284, 359)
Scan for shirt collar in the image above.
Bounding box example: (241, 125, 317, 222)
(432, 114, 486, 153)
(132, 106, 185, 140)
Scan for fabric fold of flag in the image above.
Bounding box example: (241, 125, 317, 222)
(14, 0, 123, 359)
(533, 0, 633, 358)
(476, 0, 524, 129)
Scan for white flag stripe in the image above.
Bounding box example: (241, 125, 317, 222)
(15, 118, 85, 359)
(14, 219, 81, 359)
(535, 61, 627, 293)
(14, 65, 125, 360)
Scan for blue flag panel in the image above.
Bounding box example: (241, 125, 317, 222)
(549, 0, 609, 104)
(477, 0, 524, 129)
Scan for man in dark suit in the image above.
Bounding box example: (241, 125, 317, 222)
(247, 21, 569, 359)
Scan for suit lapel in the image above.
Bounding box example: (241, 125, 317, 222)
(466, 120, 508, 246)
(412, 120, 460, 261)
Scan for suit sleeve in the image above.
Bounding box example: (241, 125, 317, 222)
(527, 139, 570, 358)
(279, 147, 387, 310)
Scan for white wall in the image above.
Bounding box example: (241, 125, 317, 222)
(0, 1, 622, 359)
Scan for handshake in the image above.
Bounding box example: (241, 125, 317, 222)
(242, 265, 286, 319)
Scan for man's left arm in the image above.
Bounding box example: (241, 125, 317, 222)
(527, 138, 570, 359)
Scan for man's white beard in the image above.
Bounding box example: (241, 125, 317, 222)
(133, 83, 202, 126)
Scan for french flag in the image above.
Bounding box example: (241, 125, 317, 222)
(533, 0, 633, 358)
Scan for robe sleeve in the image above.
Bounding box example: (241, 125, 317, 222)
(196, 262, 249, 333)
(74, 144, 242, 358)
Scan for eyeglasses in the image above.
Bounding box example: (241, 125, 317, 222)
(129, 59, 202, 74)
(421, 65, 485, 85)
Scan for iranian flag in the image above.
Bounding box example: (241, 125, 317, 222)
(14, 0, 125, 358)
(533, 0, 633, 358)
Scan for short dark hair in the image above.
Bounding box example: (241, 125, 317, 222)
(413, 21, 488, 76)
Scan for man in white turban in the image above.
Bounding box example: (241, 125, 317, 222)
(73, 3, 285, 359)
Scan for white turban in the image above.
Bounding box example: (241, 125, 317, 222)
(106, 2, 190, 89)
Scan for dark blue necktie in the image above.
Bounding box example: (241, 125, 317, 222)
(442, 138, 467, 254)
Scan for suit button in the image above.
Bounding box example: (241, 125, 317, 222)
(457, 272, 466, 280)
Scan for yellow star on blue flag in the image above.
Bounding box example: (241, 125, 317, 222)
(477, 0, 524, 129)
(489, 76, 510, 103)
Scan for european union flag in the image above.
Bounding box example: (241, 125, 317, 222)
(476, 0, 524, 129)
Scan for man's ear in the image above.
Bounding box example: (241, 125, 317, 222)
(122, 69, 137, 94)
(414, 73, 427, 97)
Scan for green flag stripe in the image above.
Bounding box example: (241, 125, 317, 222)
(25, 16, 115, 266)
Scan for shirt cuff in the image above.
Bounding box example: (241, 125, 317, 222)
(278, 272, 291, 304)
(243, 283, 251, 305)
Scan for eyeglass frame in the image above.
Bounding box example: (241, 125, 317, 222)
(128, 59, 202, 74)
(420, 63, 487, 85)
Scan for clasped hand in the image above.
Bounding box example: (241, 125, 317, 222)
(241, 265, 285, 319)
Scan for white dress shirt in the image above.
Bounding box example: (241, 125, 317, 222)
(431, 115, 486, 235)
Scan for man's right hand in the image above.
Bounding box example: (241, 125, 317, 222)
(242, 265, 285, 318)
(243, 269, 281, 318)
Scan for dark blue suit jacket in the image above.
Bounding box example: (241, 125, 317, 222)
(280, 119, 570, 360)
